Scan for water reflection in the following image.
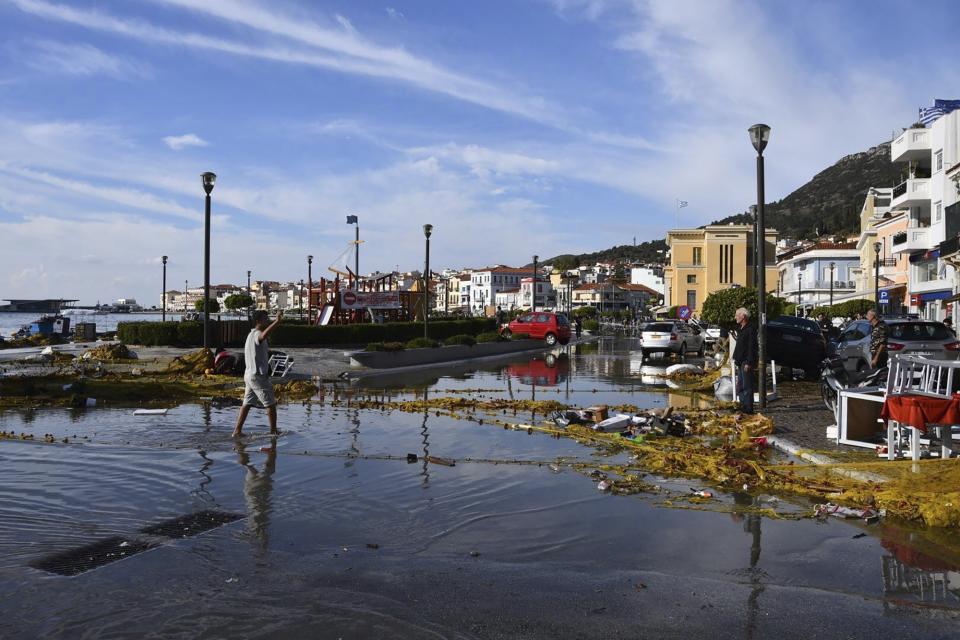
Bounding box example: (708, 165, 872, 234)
(236, 440, 276, 550)
(420, 387, 430, 487)
(881, 534, 960, 609)
(506, 354, 570, 387)
(191, 450, 216, 507)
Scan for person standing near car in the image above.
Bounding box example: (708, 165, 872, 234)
(732, 307, 758, 415)
(867, 309, 888, 370)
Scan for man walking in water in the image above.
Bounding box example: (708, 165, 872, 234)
(233, 309, 283, 437)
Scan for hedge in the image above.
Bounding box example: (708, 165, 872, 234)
(701, 288, 786, 330)
(443, 334, 477, 347)
(583, 319, 600, 332)
(117, 318, 496, 347)
(809, 299, 875, 319)
(476, 332, 502, 343)
(406, 337, 440, 349)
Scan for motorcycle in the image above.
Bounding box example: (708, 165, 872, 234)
(820, 355, 888, 419)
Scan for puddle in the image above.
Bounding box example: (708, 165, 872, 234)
(3, 336, 960, 637)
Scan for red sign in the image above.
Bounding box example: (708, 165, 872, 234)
(340, 290, 400, 309)
(910, 293, 922, 307)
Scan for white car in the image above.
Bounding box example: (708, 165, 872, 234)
(641, 321, 705, 358)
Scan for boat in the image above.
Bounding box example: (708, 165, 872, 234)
(14, 315, 71, 338)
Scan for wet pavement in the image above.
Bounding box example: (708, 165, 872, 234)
(2, 338, 960, 638)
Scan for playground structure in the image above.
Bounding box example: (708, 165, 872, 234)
(308, 237, 429, 325)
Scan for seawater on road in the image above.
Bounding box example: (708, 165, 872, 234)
(2, 338, 960, 639)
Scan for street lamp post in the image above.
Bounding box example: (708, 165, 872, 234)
(423, 224, 432, 338)
(532, 255, 539, 312)
(184, 279, 189, 314)
(829, 261, 836, 308)
(201, 171, 217, 351)
(749, 123, 771, 409)
(247, 270, 252, 319)
(751, 205, 759, 287)
(161, 256, 168, 322)
(798, 272, 803, 316)
(346, 215, 359, 287)
(874, 242, 882, 313)
(298, 279, 304, 319)
(307, 255, 313, 324)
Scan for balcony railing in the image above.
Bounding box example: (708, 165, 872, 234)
(893, 231, 908, 245)
(792, 280, 855, 290)
(882, 257, 897, 267)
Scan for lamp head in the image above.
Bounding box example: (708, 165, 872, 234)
(874, 241, 882, 253)
(423, 223, 433, 238)
(161, 255, 167, 264)
(307, 255, 313, 264)
(533, 255, 539, 263)
(748, 124, 771, 154)
(201, 172, 217, 195)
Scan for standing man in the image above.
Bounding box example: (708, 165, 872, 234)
(233, 309, 283, 437)
(574, 314, 583, 339)
(867, 309, 888, 370)
(496, 305, 506, 327)
(732, 307, 758, 415)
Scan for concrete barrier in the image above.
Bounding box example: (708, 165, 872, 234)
(350, 340, 543, 369)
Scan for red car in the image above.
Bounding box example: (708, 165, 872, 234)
(501, 312, 571, 346)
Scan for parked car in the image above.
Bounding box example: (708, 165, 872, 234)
(641, 321, 705, 358)
(501, 311, 571, 346)
(834, 318, 960, 373)
(764, 315, 826, 380)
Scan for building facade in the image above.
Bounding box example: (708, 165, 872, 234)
(630, 266, 665, 295)
(664, 224, 779, 310)
(777, 243, 859, 313)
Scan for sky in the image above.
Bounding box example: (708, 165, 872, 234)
(1, 0, 959, 305)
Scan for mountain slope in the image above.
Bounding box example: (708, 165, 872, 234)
(713, 141, 903, 238)
(541, 239, 668, 268)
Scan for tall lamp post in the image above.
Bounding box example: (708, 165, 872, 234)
(798, 272, 803, 316)
(532, 255, 539, 312)
(184, 279, 189, 314)
(750, 205, 759, 287)
(298, 279, 304, 319)
(307, 255, 313, 323)
(748, 123, 771, 409)
(874, 242, 882, 313)
(161, 256, 168, 322)
(829, 261, 836, 308)
(200, 171, 217, 351)
(423, 224, 433, 338)
(247, 270, 252, 319)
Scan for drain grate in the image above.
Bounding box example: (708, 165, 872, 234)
(30, 537, 156, 576)
(139, 509, 243, 538)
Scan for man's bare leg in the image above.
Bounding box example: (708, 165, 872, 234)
(267, 405, 278, 435)
(233, 405, 252, 437)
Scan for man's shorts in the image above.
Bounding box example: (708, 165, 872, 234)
(243, 375, 277, 408)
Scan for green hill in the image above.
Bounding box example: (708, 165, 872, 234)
(541, 239, 668, 269)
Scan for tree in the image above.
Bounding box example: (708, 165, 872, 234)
(223, 293, 254, 311)
(195, 298, 221, 313)
(701, 288, 785, 330)
(552, 255, 580, 272)
(610, 262, 628, 284)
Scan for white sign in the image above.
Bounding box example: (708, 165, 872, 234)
(340, 290, 401, 309)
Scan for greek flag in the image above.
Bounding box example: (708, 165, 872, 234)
(346, 214, 358, 224)
(918, 99, 960, 127)
(677, 200, 688, 208)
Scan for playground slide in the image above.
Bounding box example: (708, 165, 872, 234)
(317, 305, 334, 326)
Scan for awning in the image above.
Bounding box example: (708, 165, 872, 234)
(919, 290, 953, 302)
(944, 292, 960, 304)
(910, 249, 941, 263)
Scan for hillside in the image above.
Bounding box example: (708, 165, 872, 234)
(712, 141, 903, 239)
(541, 239, 668, 269)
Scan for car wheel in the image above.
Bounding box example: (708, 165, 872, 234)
(545, 332, 558, 346)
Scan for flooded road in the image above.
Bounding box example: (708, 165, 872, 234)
(2, 338, 960, 638)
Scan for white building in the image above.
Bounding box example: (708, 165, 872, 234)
(469, 266, 530, 315)
(777, 243, 860, 313)
(519, 277, 554, 310)
(629, 266, 665, 296)
(495, 288, 520, 309)
(888, 107, 960, 320)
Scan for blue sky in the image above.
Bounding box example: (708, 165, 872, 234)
(1, 0, 958, 305)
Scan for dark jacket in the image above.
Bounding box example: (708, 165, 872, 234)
(733, 322, 758, 366)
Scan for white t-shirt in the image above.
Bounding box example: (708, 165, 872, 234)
(244, 328, 270, 378)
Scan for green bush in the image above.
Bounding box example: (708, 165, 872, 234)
(572, 307, 597, 318)
(512, 332, 531, 340)
(701, 288, 785, 330)
(665, 306, 680, 319)
(194, 299, 221, 313)
(118, 321, 198, 346)
(366, 341, 406, 352)
(223, 293, 254, 311)
(476, 332, 502, 343)
(443, 334, 476, 347)
(406, 337, 440, 349)
(583, 319, 600, 332)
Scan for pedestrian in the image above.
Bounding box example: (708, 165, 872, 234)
(944, 316, 955, 336)
(233, 309, 284, 438)
(496, 305, 506, 326)
(866, 309, 888, 370)
(575, 314, 583, 339)
(732, 307, 758, 415)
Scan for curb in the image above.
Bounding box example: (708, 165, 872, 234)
(766, 435, 886, 484)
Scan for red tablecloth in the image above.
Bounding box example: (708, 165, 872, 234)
(880, 393, 960, 433)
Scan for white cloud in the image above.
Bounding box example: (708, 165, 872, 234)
(27, 40, 148, 78)
(162, 133, 209, 150)
(385, 7, 404, 21)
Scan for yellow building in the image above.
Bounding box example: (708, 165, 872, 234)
(664, 224, 778, 310)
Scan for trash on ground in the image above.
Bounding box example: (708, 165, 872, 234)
(426, 456, 455, 467)
(133, 408, 168, 416)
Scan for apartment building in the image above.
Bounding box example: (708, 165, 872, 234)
(664, 224, 778, 310)
(469, 266, 533, 314)
(630, 265, 665, 295)
(777, 243, 859, 313)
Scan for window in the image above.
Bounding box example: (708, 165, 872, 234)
(936, 201, 943, 222)
(692, 247, 702, 265)
(936, 149, 944, 172)
(686, 290, 697, 309)
(686, 274, 696, 284)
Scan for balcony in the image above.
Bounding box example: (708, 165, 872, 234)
(891, 227, 932, 254)
(891, 128, 931, 163)
(891, 178, 930, 208)
(799, 280, 856, 290)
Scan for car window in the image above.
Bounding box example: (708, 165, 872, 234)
(519, 314, 533, 323)
(556, 314, 570, 325)
(889, 322, 951, 341)
(646, 323, 674, 332)
(536, 314, 550, 323)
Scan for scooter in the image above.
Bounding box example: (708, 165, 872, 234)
(820, 355, 888, 418)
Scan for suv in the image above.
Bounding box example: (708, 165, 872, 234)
(641, 321, 705, 358)
(501, 312, 571, 346)
(835, 318, 960, 372)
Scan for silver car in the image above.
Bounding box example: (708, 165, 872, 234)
(641, 321, 705, 358)
(835, 318, 960, 372)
